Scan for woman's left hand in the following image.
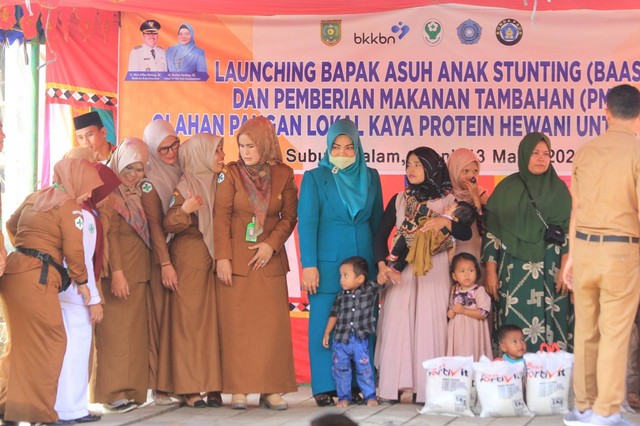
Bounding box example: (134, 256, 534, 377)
(421, 216, 451, 233)
(557, 256, 571, 295)
(248, 242, 275, 270)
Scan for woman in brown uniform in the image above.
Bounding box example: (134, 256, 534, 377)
(142, 119, 181, 404)
(0, 158, 102, 424)
(93, 138, 151, 412)
(158, 134, 225, 407)
(214, 116, 298, 410)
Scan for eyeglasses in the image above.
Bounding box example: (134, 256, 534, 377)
(158, 139, 180, 155)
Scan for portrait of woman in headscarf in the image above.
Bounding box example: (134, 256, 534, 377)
(213, 116, 298, 411)
(166, 23, 207, 73)
(482, 132, 573, 353)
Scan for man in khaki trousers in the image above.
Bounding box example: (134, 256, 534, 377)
(564, 84, 640, 426)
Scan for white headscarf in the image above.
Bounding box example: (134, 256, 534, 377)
(142, 119, 182, 213)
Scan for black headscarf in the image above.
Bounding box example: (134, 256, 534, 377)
(405, 146, 452, 201)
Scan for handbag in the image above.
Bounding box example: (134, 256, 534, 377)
(519, 176, 566, 245)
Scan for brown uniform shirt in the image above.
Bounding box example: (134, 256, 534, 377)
(5, 192, 87, 287)
(141, 184, 171, 266)
(213, 163, 298, 277)
(573, 123, 640, 236)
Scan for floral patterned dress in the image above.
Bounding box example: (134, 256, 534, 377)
(482, 231, 574, 353)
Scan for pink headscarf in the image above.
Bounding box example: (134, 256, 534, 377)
(110, 138, 151, 247)
(447, 148, 487, 204)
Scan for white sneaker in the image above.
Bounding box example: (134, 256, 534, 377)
(589, 412, 635, 426)
(564, 408, 593, 426)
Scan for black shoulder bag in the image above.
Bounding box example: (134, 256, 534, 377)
(519, 176, 566, 246)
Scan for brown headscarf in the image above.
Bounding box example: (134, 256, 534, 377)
(447, 148, 487, 204)
(63, 146, 96, 162)
(143, 119, 182, 213)
(175, 133, 223, 260)
(110, 138, 151, 247)
(33, 158, 103, 212)
(236, 116, 282, 238)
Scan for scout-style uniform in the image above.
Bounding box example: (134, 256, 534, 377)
(213, 162, 298, 394)
(0, 194, 89, 423)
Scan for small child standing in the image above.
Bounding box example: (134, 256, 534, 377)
(445, 252, 493, 361)
(322, 256, 384, 407)
(497, 324, 527, 363)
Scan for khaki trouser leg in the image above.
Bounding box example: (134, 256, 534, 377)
(573, 239, 640, 416)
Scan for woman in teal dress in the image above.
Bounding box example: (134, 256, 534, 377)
(298, 119, 383, 406)
(482, 132, 573, 353)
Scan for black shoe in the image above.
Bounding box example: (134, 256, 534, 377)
(207, 392, 223, 408)
(313, 393, 335, 407)
(105, 401, 138, 413)
(74, 413, 101, 423)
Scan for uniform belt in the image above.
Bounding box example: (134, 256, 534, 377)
(15, 247, 72, 291)
(575, 231, 639, 244)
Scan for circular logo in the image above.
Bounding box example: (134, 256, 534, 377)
(422, 19, 443, 46)
(496, 18, 523, 46)
(457, 19, 482, 45)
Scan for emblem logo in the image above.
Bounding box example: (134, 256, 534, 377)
(422, 19, 443, 46)
(217, 172, 225, 184)
(496, 18, 523, 46)
(457, 19, 482, 45)
(321, 20, 341, 46)
(88, 223, 95, 234)
(142, 182, 152, 193)
(391, 21, 410, 40)
(75, 216, 84, 230)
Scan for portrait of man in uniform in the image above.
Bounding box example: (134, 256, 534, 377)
(128, 19, 167, 72)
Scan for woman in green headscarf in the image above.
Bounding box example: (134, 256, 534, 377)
(482, 132, 573, 353)
(298, 118, 383, 406)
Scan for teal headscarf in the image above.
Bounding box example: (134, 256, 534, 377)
(485, 132, 571, 261)
(318, 119, 370, 219)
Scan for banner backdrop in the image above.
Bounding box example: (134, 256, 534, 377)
(119, 6, 640, 382)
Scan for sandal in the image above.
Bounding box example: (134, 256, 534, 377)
(207, 391, 223, 408)
(313, 393, 335, 407)
(628, 392, 640, 409)
(184, 393, 206, 408)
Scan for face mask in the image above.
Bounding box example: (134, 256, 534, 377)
(329, 154, 356, 170)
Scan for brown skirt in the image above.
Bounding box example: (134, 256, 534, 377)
(0, 268, 66, 423)
(216, 271, 296, 394)
(92, 279, 149, 404)
(157, 253, 221, 394)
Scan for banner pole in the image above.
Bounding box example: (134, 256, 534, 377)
(29, 37, 39, 189)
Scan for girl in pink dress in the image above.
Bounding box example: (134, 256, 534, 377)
(445, 252, 493, 361)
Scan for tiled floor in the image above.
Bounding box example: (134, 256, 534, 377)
(78, 386, 640, 426)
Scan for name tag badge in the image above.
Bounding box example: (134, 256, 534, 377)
(245, 216, 257, 242)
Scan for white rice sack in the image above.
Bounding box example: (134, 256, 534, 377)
(470, 356, 492, 416)
(474, 359, 532, 417)
(419, 356, 475, 417)
(524, 351, 573, 415)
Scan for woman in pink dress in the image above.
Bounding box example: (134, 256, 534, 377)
(374, 147, 471, 404)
